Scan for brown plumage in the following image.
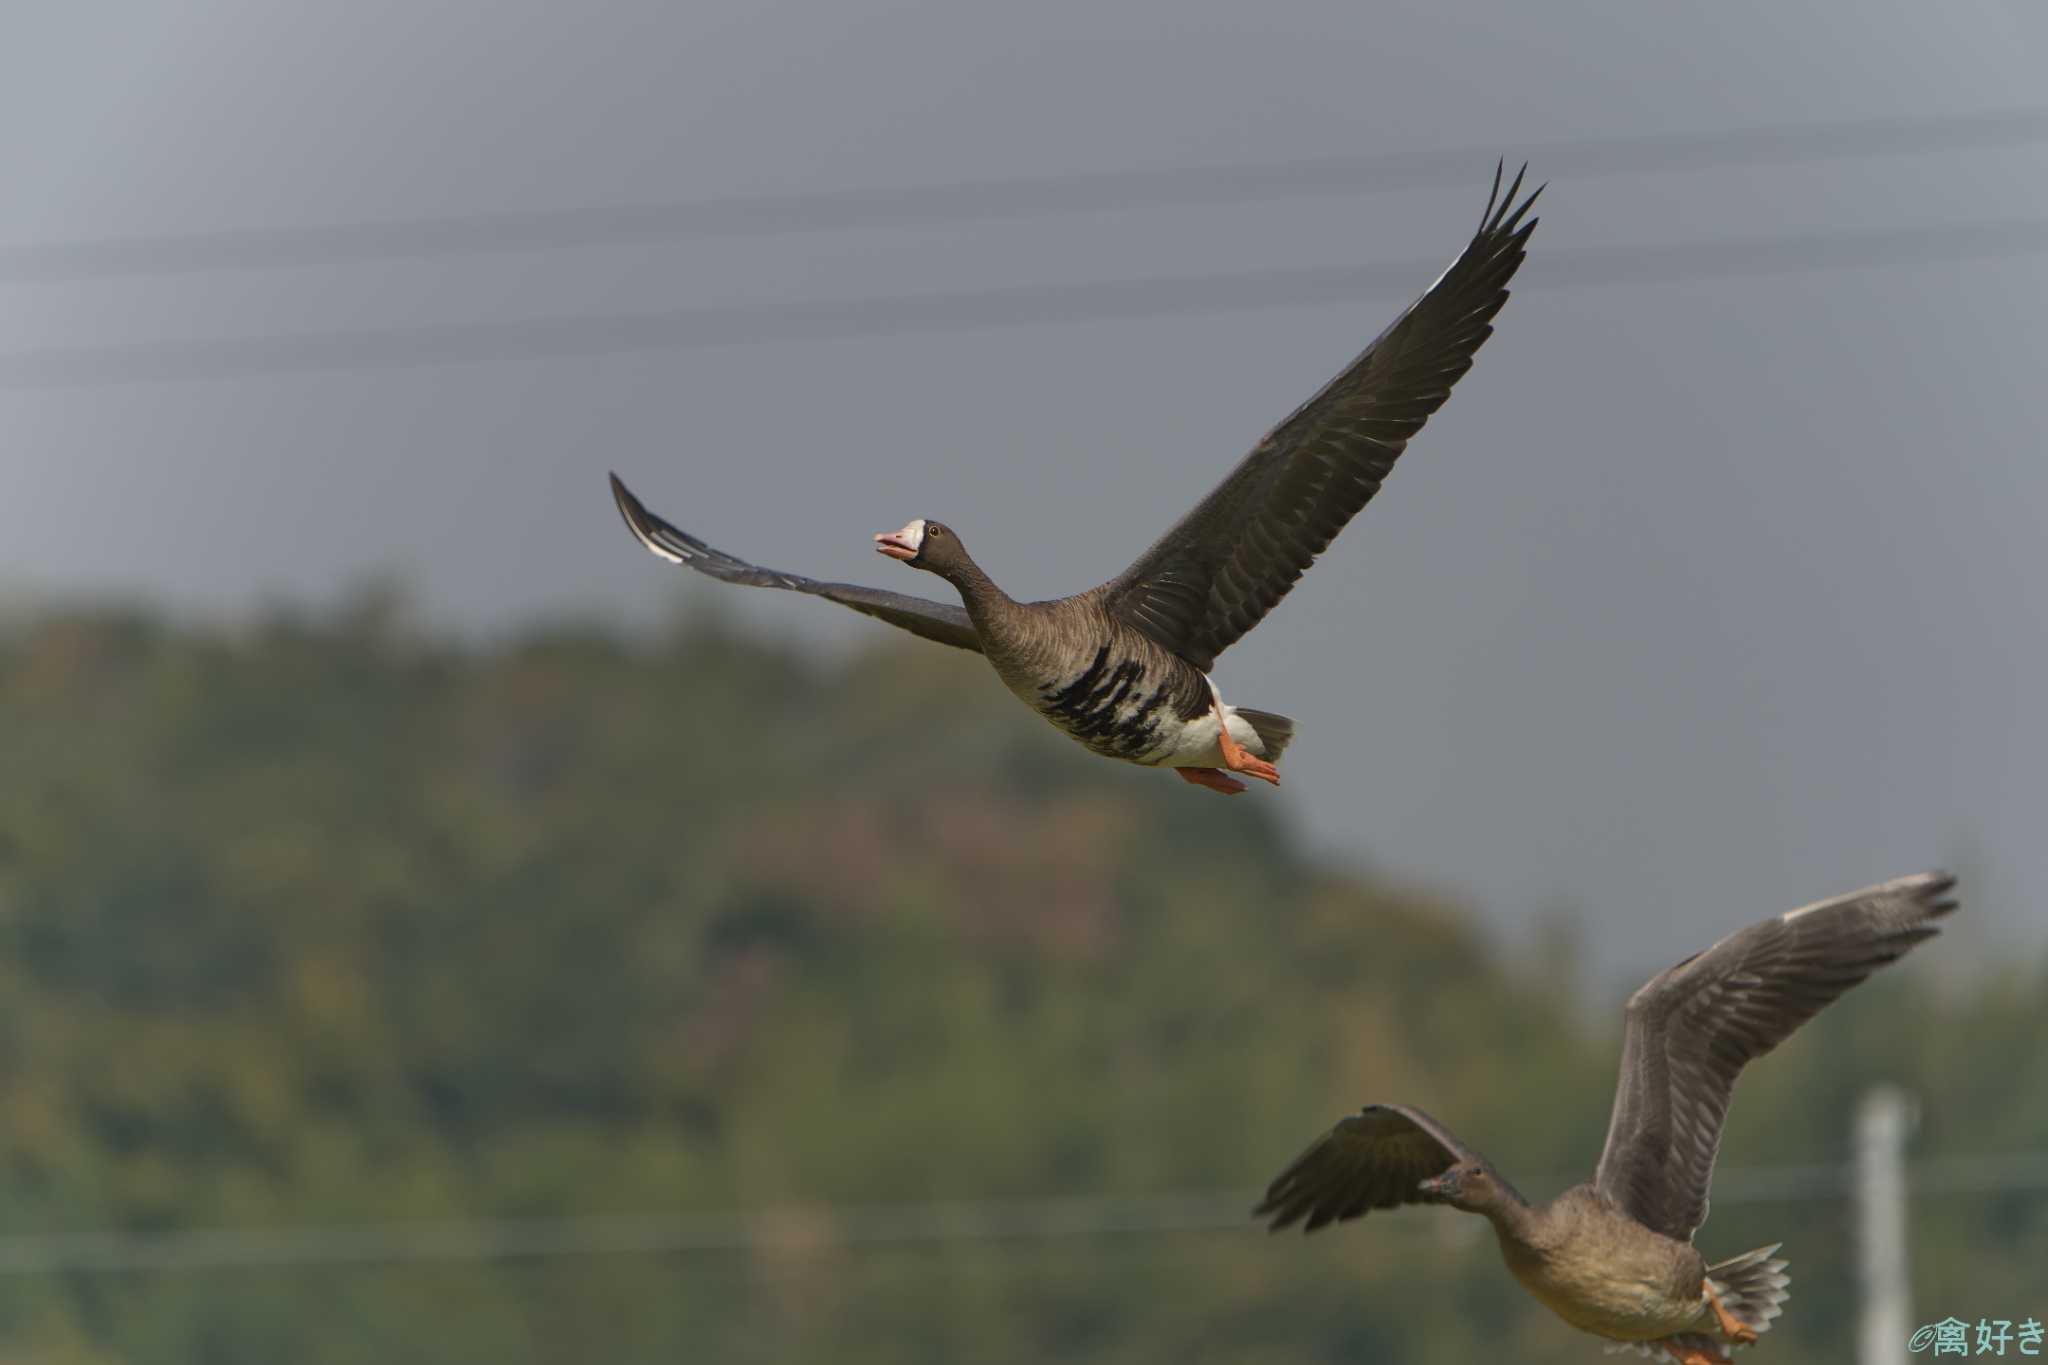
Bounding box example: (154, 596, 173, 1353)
(611, 165, 1541, 792)
(1256, 871, 1958, 1361)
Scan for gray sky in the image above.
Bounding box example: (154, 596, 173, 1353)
(3, 0, 2043, 974)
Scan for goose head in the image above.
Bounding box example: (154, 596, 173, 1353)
(1417, 1162, 1519, 1215)
(874, 519, 967, 576)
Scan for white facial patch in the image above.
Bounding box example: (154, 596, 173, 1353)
(891, 519, 927, 552)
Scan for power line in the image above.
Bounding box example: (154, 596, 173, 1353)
(2, 215, 2043, 392)
(0, 1153, 2040, 1277)
(2, 106, 2045, 282)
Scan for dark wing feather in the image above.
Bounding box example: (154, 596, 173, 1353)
(1104, 163, 1542, 671)
(1255, 1103, 1480, 1233)
(609, 473, 982, 653)
(1593, 871, 1958, 1243)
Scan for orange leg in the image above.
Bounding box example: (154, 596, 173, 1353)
(1212, 699, 1280, 786)
(1705, 1283, 1759, 1346)
(1176, 767, 1247, 795)
(1662, 1343, 1724, 1365)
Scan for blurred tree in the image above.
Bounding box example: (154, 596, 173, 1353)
(0, 602, 2036, 1363)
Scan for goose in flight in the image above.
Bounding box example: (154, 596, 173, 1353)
(1255, 871, 1958, 1362)
(611, 164, 1541, 794)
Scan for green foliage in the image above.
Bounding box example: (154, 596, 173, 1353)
(0, 604, 2037, 1362)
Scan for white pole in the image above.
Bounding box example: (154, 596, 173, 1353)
(1855, 1085, 1914, 1365)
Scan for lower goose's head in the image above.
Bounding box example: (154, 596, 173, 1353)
(1417, 1162, 1519, 1215)
(874, 519, 966, 575)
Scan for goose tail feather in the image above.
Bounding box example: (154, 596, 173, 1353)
(1235, 708, 1296, 761)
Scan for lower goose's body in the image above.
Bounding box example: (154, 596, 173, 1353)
(1498, 1197, 1789, 1363)
(1584, 1245, 1793, 1363)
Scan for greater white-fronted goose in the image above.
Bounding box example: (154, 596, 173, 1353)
(612, 165, 1541, 794)
(1256, 871, 1958, 1363)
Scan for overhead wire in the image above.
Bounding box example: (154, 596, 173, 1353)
(0, 1153, 2041, 1276)
(2, 105, 2045, 281)
(2, 215, 2043, 391)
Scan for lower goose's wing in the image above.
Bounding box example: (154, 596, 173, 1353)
(1256, 1103, 1481, 1232)
(610, 474, 981, 653)
(1593, 871, 1958, 1243)
(1102, 163, 1541, 672)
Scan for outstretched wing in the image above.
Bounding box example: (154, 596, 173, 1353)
(1104, 163, 1542, 672)
(610, 473, 982, 653)
(1593, 871, 1958, 1243)
(1256, 1102, 1480, 1233)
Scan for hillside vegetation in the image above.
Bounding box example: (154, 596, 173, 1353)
(0, 601, 2040, 1363)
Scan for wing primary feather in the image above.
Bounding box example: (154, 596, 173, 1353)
(1103, 164, 1543, 669)
(1591, 872, 1956, 1242)
(607, 472, 985, 653)
(1253, 1103, 1475, 1235)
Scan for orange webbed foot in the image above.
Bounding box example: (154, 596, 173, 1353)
(1704, 1282, 1759, 1346)
(1212, 700, 1280, 786)
(1176, 767, 1247, 795)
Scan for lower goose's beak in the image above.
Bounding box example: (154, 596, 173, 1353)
(1417, 1174, 1454, 1199)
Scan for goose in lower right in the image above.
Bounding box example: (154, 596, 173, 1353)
(1256, 870, 1958, 1363)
